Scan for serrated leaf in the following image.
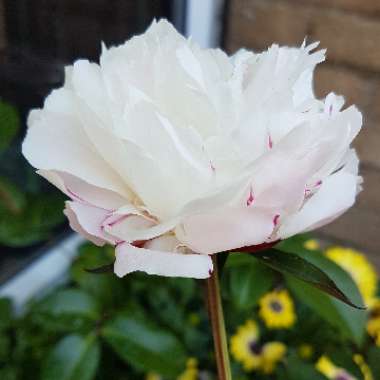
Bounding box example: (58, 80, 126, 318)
(102, 312, 187, 377)
(227, 254, 274, 310)
(41, 334, 100, 380)
(254, 248, 364, 309)
(0, 101, 20, 152)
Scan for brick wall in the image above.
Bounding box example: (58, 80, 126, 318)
(226, 0, 380, 263)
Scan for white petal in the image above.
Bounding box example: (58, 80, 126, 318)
(176, 206, 274, 254)
(279, 171, 358, 238)
(64, 202, 106, 246)
(38, 170, 128, 210)
(114, 241, 213, 278)
(65, 201, 117, 244)
(22, 108, 129, 198)
(105, 216, 179, 243)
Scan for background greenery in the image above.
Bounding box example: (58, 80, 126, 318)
(1, 235, 379, 380)
(0, 100, 65, 248)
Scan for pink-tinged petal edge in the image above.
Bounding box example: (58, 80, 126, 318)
(64, 203, 106, 246)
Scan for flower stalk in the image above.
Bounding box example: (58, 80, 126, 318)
(205, 255, 232, 380)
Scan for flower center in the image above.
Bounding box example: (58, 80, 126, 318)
(249, 341, 262, 355)
(269, 300, 283, 313)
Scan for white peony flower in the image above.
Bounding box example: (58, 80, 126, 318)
(22, 19, 362, 279)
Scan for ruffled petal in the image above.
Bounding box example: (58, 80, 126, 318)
(64, 202, 107, 246)
(22, 105, 129, 198)
(65, 201, 117, 244)
(278, 170, 359, 238)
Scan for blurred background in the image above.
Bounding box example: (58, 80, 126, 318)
(0, 0, 378, 287)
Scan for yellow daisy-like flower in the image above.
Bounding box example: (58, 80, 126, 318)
(259, 290, 296, 329)
(367, 317, 380, 346)
(316, 356, 357, 380)
(230, 320, 261, 371)
(298, 344, 314, 359)
(325, 246, 377, 307)
(353, 354, 374, 380)
(304, 239, 320, 250)
(260, 342, 286, 374)
(230, 320, 286, 374)
(177, 358, 199, 380)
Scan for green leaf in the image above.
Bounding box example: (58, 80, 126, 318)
(35, 289, 99, 320)
(0, 333, 10, 361)
(0, 298, 12, 330)
(254, 248, 364, 309)
(0, 366, 18, 380)
(102, 312, 187, 377)
(367, 346, 380, 377)
(0, 193, 65, 247)
(0, 178, 26, 214)
(41, 334, 100, 380)
(287, 276, 366, 345)
(278, 353, 326, 380)
(227, 254, 274, 310)
(0, 101, 20, 152)
(70, 244, 126, 308)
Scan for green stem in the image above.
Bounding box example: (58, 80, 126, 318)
(205, 255, 232, 380)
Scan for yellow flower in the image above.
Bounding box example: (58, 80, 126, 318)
(298, 344, 314, 359)
(230, 320, 261, 371)
(230, 320, 286, 373)
(259, 290, 296, 329)
(260, 342, 286, 374)
(316, 356, 357, 380)
(325, 246, 377, 307)
(367, 318, 380, 346)
(353, 354, 374, 380)
(367, 298, 380, 346)
(177, 358, 199, 380)
(304, 239, 320, 250)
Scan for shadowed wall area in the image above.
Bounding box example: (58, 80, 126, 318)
(225, 0, 380, 265)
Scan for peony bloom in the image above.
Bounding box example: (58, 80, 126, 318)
(22, 20, 362, 279)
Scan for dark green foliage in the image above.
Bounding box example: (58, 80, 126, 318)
(0, 237, 377, 379)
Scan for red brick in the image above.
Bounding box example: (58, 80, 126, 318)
(354, 121, 380, 168)
(227, 0, 311, 52)
(314, 64, 372, 111)
(319, 205, 380, 258)
(357, 166, 380, 212)
(300, 0, 380, 14)
(310, 11, 380, 72)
